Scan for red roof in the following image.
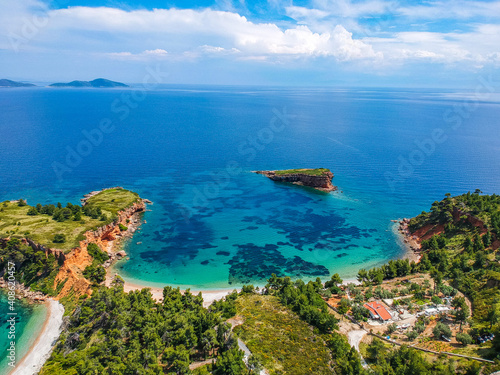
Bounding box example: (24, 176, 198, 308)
(364, 302, 392, 321)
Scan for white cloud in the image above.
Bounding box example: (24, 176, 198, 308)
(285, 6, 329, 22)
(40, 6, 380, 61)
(200, 45, 241, 54)
(1, 0, 500, 72)
(363, 23, 500, 65)
(106, 49, 168, 60)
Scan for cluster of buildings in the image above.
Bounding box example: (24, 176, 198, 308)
(363, 300, 452, 324)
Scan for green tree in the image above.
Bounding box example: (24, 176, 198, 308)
(452, 297, 469, 330)
(200, 329, 218, 359)
(325, 273, 343, 288)
(213, 347, 246, 375)
(27, 206, 39, 215)
(337, 298, 351, 319)
(487, 307, 500, 329)
(433, 322, 452, 339)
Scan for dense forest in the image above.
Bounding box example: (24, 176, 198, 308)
(41, 281, 247, 375)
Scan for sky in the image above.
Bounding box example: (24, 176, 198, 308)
(1, 0, 500, 87)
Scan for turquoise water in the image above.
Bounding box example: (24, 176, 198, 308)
(0, 291, 47, 375)
(0, 86, 499, 288)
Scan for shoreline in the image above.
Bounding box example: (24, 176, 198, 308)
(102, 221, 419, 307)
(105, 275, 240, 308)
(10, 299, 64, 375)
(393, 219, 422, 263)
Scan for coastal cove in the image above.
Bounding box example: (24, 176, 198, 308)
(1, 87, 499, 290)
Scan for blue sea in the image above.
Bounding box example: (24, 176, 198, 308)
(0, 86, 499, 290)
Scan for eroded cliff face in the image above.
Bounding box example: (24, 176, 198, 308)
(52, 201, 146, 299)
(409, 207, 498, 249)
(255, 170, 336, 192)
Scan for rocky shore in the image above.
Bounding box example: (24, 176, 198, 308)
(397, 218, 423, 262)
(0, 278, 47, 302)
(254, 169, 336, 192)
(101, 206, 147, 269)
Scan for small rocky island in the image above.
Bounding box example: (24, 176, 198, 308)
(254, 168, 336, 192)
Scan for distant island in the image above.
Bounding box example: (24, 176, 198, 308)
(49, 78, 128, 88)
(0, 79, 36, 87)
(254, 168, 336, 192)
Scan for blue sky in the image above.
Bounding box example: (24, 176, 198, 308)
(1, 0, 500, 86)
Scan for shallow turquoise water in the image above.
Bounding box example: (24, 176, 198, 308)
(0, 86, 499, 288)
(0, 291, 47, 375)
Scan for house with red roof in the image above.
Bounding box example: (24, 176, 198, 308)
(364, 301, 392, 321)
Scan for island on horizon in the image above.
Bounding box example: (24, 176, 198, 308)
(49, 78, 129, 88)
(0, 79, 36, 87)
(254, 168, 336, 192)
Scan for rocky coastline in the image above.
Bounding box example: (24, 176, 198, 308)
(254, 169, 336, 192)
(396, 218, 423, 262)
(0, 189, 151, 300)
(0, 278, 47, 302)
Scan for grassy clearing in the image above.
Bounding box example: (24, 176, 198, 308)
(83, 188, 140, 217)
(0, 188, 140, 251)
(233, 294, 332, 375)
(273, 168, 330, 177)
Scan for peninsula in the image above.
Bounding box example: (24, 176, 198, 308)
(254, 168, 336, 192)
(0, 187, 147, 299)
(49, 78, 128, 88)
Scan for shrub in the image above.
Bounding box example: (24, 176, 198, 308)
(456, 333, 473, 346)
(118, 223, 128, 231)
(53, 234, 66, 243)
(433, 322, 452, 339)
(18, 199, 27, 207)
(406, 330, 418, 341)
(415, 322, 426, 334)
(431, 296, 442, 305)
(386, 323, 397, 334)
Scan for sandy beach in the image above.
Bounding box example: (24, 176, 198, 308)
(10, 300, 64, 375)
(105, 272, 240, 308)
